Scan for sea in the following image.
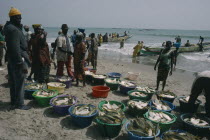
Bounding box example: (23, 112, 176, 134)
(43, 27, 210, 73)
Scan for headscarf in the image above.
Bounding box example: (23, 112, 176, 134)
(9, 7, 21, 17)
(32, 24, 42, 29)
(24, 25, 29, 29)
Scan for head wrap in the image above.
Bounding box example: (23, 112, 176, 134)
(9, 7, 21, 17)
(32, 24, 42, 29)
(61, 24, 68, 29)
(78, 28, 85, 33)
(0, 24, 3, 28)
(24, 25, 29, 29)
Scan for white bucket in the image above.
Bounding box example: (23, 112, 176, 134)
(127, 72, 140, 81)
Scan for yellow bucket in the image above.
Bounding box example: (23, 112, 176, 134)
(47, 82, 66, 94)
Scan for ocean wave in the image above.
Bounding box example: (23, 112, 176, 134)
(143, 33, 210, 39)
(181, 52, 210, 62)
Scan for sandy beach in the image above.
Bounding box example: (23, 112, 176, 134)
(0, 56, 208, 140)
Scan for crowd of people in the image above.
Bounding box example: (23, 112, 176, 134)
(0, 7, 99, 110)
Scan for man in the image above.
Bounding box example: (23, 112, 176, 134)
(189, 71, 210, 117)
(132, 41, 143, 57)
(56, 24, 74, 79)
(0, 24, 5, 66)
(198, 36, 204, 51)
(71, 30, 77, 49)
(4, 7, 31, 110)
(23, 25, 32, 43)
(90, 33, 98, 69)
(175, 35, 181, 43)
(120, 39, 124, 49)
(27, 24, 42, 81)
(185, 40, 191, 47)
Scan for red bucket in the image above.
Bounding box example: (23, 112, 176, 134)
(92, 86, 110, 98)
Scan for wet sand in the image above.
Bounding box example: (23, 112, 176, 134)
(0, 56, 209, 140)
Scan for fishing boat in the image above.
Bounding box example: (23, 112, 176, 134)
(85, 35, 132, 42)
(141, 42, 210, 55)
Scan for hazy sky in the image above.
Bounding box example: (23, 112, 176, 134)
(1, 0, 210, 30)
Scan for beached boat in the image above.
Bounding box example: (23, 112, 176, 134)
(141, 43, 210, 55)
(108, 35, 132, 42)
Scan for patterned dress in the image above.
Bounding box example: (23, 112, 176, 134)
(74, 42, 86, 79)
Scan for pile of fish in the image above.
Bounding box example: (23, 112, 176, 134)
(47, 82, 66, 87)
(105, 78, 119, 84)
(136, 86, 155, 93)
(72, 104, 96, 116)
(163, 131, 200, 140)
(152, 100, 170, 111)
(184, 116, 209, 127)
(127, 118, 158, 137)
(102, 101, 122, 112)
(93, 74, 106, 79)
(120, 81, 135, 87)
(85, 71, 95, 76)
(179, 96, 200, 104)
(97, 111, 125, 124)
(158, 91, 176, 99)
(35, 89, 56, 97)
(52, 96, 76, 106)
(25, 83, 46, 90)
(148, 111, 173, 123)
(128, 100, 148, 110)
(130, 91, 147, 97)
(57, 76, 71, 82)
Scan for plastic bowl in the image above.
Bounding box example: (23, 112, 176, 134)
(128, 90, 151, 101)
(119, 83, 136, 95)
(68, 104, 98, 128)
(50, 95, 78, 115)
(32, 89, 58, 107)
(98, 100, 126, 112)
(107, 72, 122, 79)
(92, 86, 110, 98)
(149, 100, 176, 113)
(47, 82, 66, 94)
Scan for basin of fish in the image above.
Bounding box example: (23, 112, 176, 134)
(179, 96, 200, 104)
(57, 76, 71, 82)
(128, 100, 149, 110)
(93, 74, 106, 79)
(158, 91, 176, 99)
(47, 82, 66, 87)
(163, 131, 200, 140)
(35, 89, 57, 97)
(72, 104, 97, 116)
(25, 83, 46, 90)
(102, 101, 123, 112)
(85, 71, 95, 76)
(127, 118, 159, 137)
(184, 115, 210, 127)
(97, 111, 125, 124)
(105, 78, 120, 84)
(52, 96, 76, 106)
(120, 81, 135, 87)
(130, 91, 147, 97)
(148, 111, 174, 123)
(136, 86, 156, 94)
(151, 99, 170, 111)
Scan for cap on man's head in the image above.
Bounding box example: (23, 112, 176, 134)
(9, 7, 21, 17)
(61, 24, 68, 29)
(32, 24, 42, 29)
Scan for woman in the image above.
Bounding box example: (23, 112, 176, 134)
(74, 33, 86, 86)
(154, 41, 174, 91)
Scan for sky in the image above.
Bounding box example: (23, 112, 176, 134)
(1, 0, 210, 30)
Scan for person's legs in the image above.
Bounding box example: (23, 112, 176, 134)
(162, 80, 166, 91)
(0, 47, 3, 66)
(189, 77, 204, 104)
(156, 80, 160, 90)
(204, 78, 210, 116)
(56, 61, 65, 76)
(65, 56, 74, 79)
(8, 63, 15, 106)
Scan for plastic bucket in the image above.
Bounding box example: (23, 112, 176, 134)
(68, 104, 98, 128)
(156, 93, 176, 103)
(178, 96, 201, 113)
(92, 75, 106, 86)
(180, 113, 210, 136)
(160, 130, 187, 139)
(47, 82, 66, 94)
(50, 95, 78, 115)
(125, 122, 160, 140)
(92, 86, 110, 98)
(127, 72, 140, 81)
(105, 78, 120, 91)
(119, 84, 136, 95)
(149, 100, 176, 113)
(56, 76, 72, 88)
(128, 90, 151, 101)
(127, 99, 149, 117)
(98, 100, 126, 112)
(96, 118, 126, 138)
(32, 90, 58, 107)
(144, 111, 177, 134)
(107, 72, 122, 79)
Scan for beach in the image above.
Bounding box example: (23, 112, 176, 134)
(1, 54, 209, 140)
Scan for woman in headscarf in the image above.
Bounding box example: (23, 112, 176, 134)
(74, 33, 86, 86)
(154, 41, 174, 91)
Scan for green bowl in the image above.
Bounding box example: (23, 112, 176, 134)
(98, 100, 126, 112)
